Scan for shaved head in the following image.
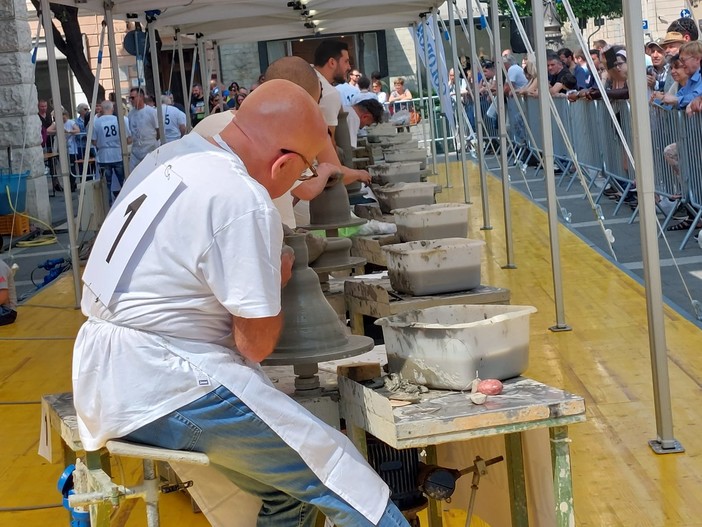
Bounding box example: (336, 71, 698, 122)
(219, 79, 327, 198)
(265, 56, 321, 102)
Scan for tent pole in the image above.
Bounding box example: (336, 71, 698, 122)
(176, 28, 192, 130)
(104, 4, 130, 179)
(489, 0, 515, 268)
(447, 1, 470, 203)
(148, 21, 164, 146)
(466, 0, 491, 229)
(75, 21, 106, 233)
(412, 22, 429, 158)
(188, 40, 199, 121)
(39, 0, 81, 306)
(420, 15, 439, 176)
(620, 0, 681, 454)
(430, 10, 451, 187)
(528, 0, 570, 329)
(198, 37, 210, 117)
(213, 40, 221, 87)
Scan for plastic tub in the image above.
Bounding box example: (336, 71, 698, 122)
(384, 149, 427, 164)
(376, 304, 538, 390)
(373, 182, 437, 213)
(394, 203, 470, 242)
(0, 170, 29, 215)
(382, 238, 485, 295)
(377, 133, 415, 146)
(367, 123, 404, 141)
(369, 162, 422, 185)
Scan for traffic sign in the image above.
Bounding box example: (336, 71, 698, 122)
(681, 8, 692, 18)
(643, 19, 649, 30)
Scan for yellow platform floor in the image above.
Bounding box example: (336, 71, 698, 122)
(1, 160, 701, 526)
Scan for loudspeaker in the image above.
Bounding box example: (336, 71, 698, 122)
(509, 17, 533, 54)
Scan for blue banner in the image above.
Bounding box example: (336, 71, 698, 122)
(414, 17, 454, 132)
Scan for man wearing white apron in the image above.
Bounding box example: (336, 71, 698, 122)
(73, 80, 407, 527)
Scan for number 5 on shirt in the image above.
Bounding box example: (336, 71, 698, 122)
(83, 164, 182, 306)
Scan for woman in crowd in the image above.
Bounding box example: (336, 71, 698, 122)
(388, 77, 412, 102)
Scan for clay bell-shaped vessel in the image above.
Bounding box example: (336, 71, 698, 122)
(264, 233, 374, 365)
(310, 237, 366, 273)
(303, 177, 366, 230)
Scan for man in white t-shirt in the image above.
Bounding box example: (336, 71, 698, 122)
(344, 97, 384, 148)
(92, 100, 131, 202)
(312, 40, 372, 195)
(73, 80, 407, 527)
(336, 69, 361, 106)
(160, 94, 186, 143)
(193, 56, 335, 228)
(127, 87, 160, 170)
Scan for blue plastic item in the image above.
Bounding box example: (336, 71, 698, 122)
(0, 170, 29, 215)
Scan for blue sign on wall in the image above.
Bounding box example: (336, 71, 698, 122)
(643, 19, 649, 30)
(681, 8, 692, 18)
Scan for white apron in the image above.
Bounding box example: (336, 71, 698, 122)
(158, 333, 391, 525)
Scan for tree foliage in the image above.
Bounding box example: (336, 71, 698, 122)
(31, 0, 106, 104)
(498, 0, 623, 21)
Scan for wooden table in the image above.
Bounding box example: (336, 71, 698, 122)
(350, 234, 400, 267)
(338, 376, 586, 527)
(344, 274, 511, 335)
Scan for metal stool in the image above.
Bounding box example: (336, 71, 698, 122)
(67, 440, 209, 527)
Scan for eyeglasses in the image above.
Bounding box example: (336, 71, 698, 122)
(280, 149, 319, 181)
(680, 55, 700, 64)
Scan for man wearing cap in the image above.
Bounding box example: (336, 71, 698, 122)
(660, 32, 688, 91)
(645, 39, 668, 92)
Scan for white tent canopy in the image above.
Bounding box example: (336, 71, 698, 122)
(49, 0, 444, 42)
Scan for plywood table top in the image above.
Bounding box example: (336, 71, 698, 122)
(339, 376, 586, 449)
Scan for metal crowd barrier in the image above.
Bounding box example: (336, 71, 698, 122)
(678, 110, 702, 249)
(515, 95, 701, 248)
(479, 95, 500, 153)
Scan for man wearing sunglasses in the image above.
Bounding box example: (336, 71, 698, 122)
(74, 80, 406, 527)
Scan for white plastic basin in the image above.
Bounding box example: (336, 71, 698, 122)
(394, 203, 470, 242)
(382, 238, 485, 295)
(369, 162, 422, 185)
(373, 182, 437, 213)
(376, 304, 537, 390)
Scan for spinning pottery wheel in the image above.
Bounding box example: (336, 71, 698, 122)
(263, 234, 374, 393)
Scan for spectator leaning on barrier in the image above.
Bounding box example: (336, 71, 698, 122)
(547, 50, 576, 95)
(573, 48, 596, 90)
(673, 41, 702, 110)
(645, 40, 668, 92)
(661, 32, 688, 92)
(558, 47, 576, 74)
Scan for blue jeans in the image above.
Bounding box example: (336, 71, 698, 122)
(99, 162, 125, 203)
(124, 385, 409, 527)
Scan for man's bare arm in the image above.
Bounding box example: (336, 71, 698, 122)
(232, 314, 283, 363)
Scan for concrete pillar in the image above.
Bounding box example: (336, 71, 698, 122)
(0, 0, 51, 225)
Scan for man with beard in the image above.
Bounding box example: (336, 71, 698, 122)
(313, 40, 351, 142)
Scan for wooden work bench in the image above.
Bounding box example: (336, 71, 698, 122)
(350, 234, 400, 267)
(338, 375, 586, 527)
(344, 273, 511, 335)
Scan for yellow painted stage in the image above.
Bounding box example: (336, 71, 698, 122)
(1, 160, 701, 526)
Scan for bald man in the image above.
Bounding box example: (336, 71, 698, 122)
(73, 80, 406, 527)
(193, 56, 322, 138)
(193, 56, 333, 228)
